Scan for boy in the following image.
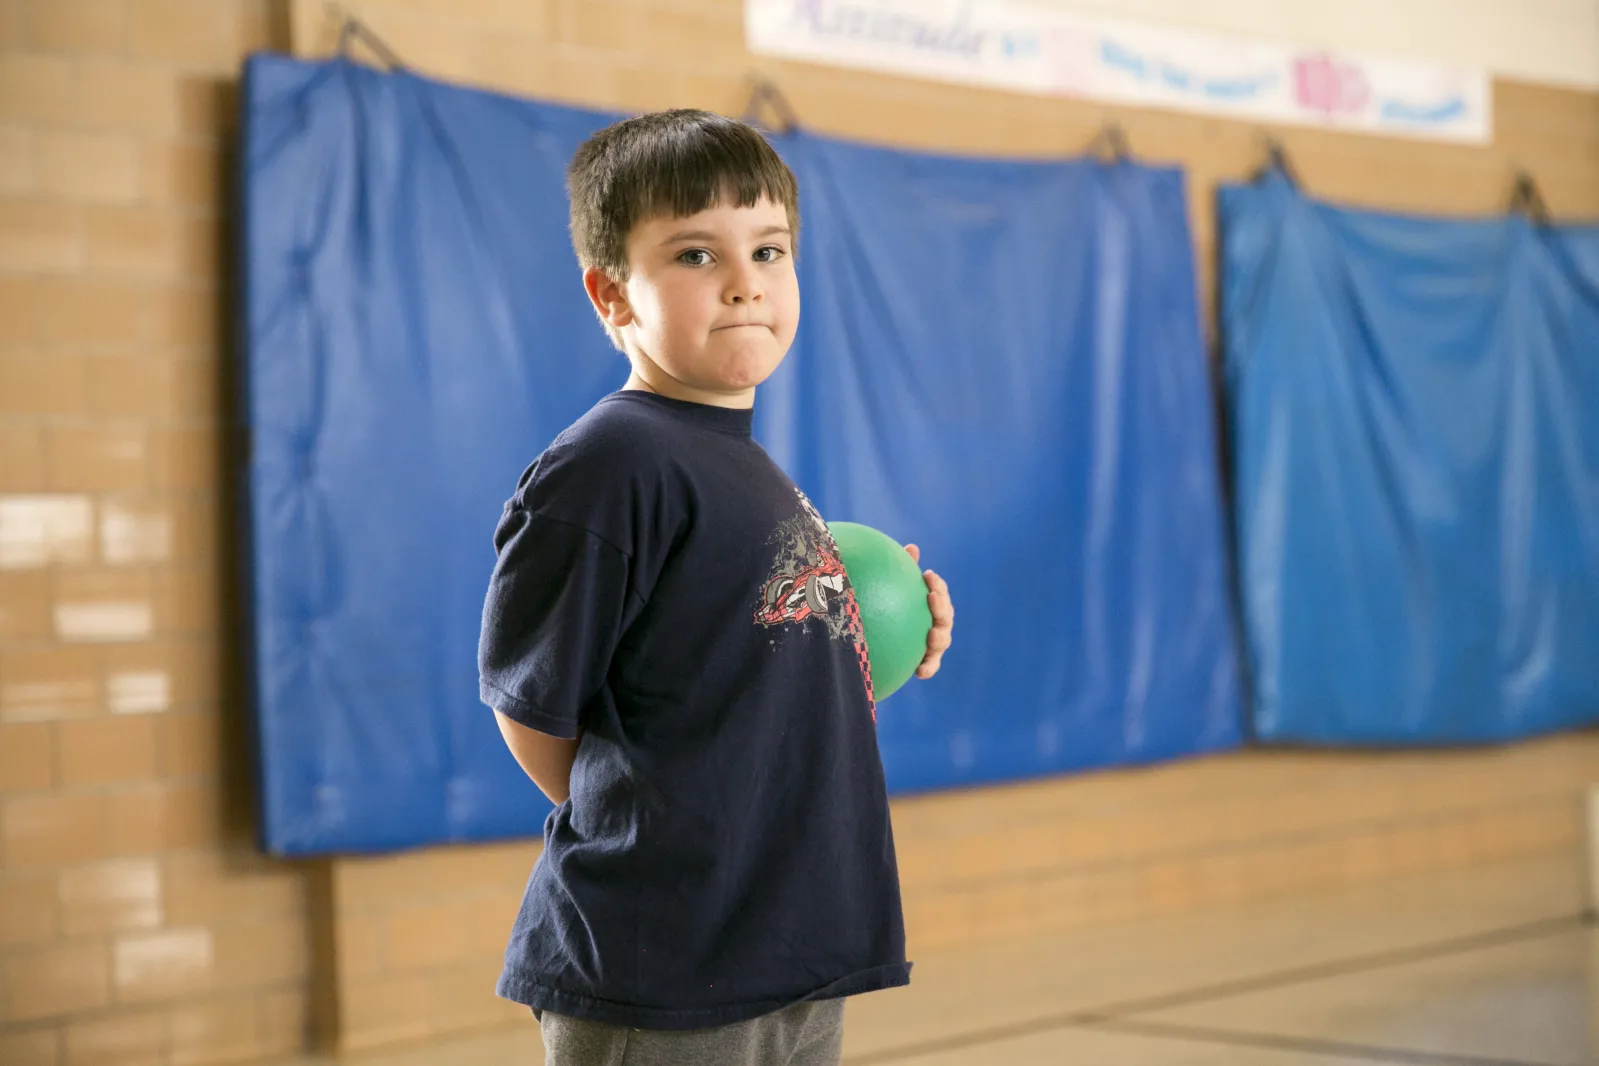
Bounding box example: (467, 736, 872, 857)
(478, 109, 955, 1066)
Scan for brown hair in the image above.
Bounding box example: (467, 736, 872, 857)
(567, 109, 800, 280)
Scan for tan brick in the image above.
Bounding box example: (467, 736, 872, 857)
(0, 1025, 61, 1066)
(98, 497, 175, 566)
(542, 47, 623, 109)
(101, 640, 182, 716)
(237, 0, 289, 55)
(113, 926, 213, 1003)
(0, 720, 56, 793)
(341, 972, 433, 1050)
(0, 492, 97, 571)
(170, 994, 260, 1066)
(2, 790, 108, 867)
(47, 425, 149, 493)
(106, 779, 223, 854)
(252, 859, 307, 919)
(140, 140, 218, 209)
(130, 0, 238, 70)
(64, 1008, 166, 1066)
(157, 709, 218, 777)
(0, 124, 35, 195)
(334, 912, 387, 979)
(175, 216, 219, 281)
(83, 354, 168, 420)
(0, 199, 85, 272)
(0, 572, 54, 642)
(556, 0, 635, 51)
(0, 871, 59, 946)
(0, 425, 45, 490)
(258, 987, 308, 1058)
(37, 131, 142, 205)
(467, 891, 519, 955)
(1, 645, 101, 722)
(157, 779, 224, 849)
(159, 565, 219, 634)
(76, 60, 181, 134)
(85, 207, 177, 276)
(59, 715, 159, 786)
(27, 0, 126, 53)
(614, 62, 689, 113)
(0, 276, 44, 344)
(5, 941, 110, 1020)
(400, 0, 554, 26)
(467, 30, 558, 97)
(87, 355, 215, 423)
(639, 7, 745, 65)
(386, 899, 474, 970)
(0, 354, 90, 417)
(82, 211, 215, 282)
(38, 278, 160, 346)
(176, 76, 237, 139)
(59, 858, 163, 937)
(53, 571, 157, 644)
(430, 959, 511, 1032)
(160, 852, 247, 926)
(679, 72, 745, 115)
(340, 11, 475, 82)
(333, 852, 425, 911)
(0, 0, 19, 46)
(0, 54, 78, 125)
(106, 637, 216, 715)
(213, 918, 309, 988)
(424, 840, 536, 896)
(148, 425, 219, 491)
(150, 283, 221, 349)
(174, 637, 221, 710)
(106, 782, 164, 855)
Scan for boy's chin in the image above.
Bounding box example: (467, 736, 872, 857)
(709, 351, 790, 392)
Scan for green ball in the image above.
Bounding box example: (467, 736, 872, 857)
(827, 521, 932, 702)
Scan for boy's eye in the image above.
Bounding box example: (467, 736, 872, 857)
(677, 249, 712, 266)
(753, 245, 787, 263)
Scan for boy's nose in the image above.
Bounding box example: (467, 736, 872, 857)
(725, 265, 764, 303)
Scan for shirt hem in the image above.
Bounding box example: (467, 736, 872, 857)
(496, 961, 912, 1031)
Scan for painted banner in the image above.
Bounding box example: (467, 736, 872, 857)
(746, 0, 1491, 143)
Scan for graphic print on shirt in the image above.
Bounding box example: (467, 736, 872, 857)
(755, 490, 877, 715)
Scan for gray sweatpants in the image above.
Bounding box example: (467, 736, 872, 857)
(538, 999, 845, 1066)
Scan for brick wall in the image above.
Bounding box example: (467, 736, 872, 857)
(0, 3, 310, 1065)
(2, 0, 1596, 1063)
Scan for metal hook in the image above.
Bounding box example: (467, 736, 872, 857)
(742, 76, 799, 134)
(1508, 169, 1551, 226)
(330, 3, 407, 70)
(1254, 134, 1302, 187)
(1086, 121, 1130, 163)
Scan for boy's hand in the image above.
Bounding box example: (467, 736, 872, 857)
(904, 545, 953, 680)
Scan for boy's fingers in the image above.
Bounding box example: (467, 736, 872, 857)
(904, 544, 921, 564)
(925, 573, 954, 627)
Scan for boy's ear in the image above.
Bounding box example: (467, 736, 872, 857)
(583, 267, 635, 330)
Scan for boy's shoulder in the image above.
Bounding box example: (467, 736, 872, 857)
(512, 393, 682, 507)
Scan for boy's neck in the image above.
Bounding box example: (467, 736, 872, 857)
(622, 366, 756, 410)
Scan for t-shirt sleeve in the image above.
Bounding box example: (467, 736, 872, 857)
(477, 501, 636, 739)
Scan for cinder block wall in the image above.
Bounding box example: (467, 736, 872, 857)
(2, 1, 1596, 1063)
(0, 3, 314, 1065)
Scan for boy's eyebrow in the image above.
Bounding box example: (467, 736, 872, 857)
(659, 225, 792, 245)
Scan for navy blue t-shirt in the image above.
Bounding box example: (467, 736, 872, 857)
(478, 390, 909, 1031)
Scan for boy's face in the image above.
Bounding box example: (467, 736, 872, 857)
(584, 195, 799, 409)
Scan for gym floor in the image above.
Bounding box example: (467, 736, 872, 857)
(272, 855, 1592, 1065)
